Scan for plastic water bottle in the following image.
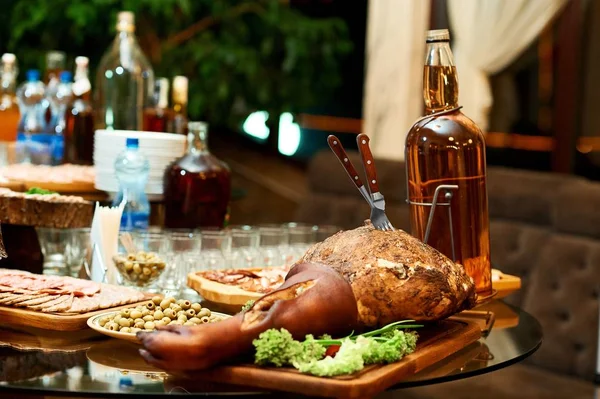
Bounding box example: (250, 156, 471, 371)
(48, 71, 73, 164)
(112, 138, 150, 230)
(16, 69, 47, 164)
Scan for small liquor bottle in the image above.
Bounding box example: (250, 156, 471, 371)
(65, 56, 95, 164)
(170, 76, 188, 135)
(0, 54, 20, 142)
(163, 121, 231, 228)
(143, 78, 170, 132)
(405, 29, 492, 296)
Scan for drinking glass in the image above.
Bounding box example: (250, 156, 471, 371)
(284, 223, 317, 263)
(258, 226, 288, 267)
(197, 230, 232, 271)
(130, 231, 169, 291)
(161, 231, 200, 297)
(67, 228, 91, 278)
(37, 227, 91, 276)
(229, 226, 260, 269)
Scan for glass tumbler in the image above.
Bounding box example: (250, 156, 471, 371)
(67, 228, 91, 278)
(198, 230, 232, 271)
(161, 231, 200, 296)
(130, 231, 169, 291)
(258, 226, 288, 267)
(229, 226, 260, 269)
(285, 223, 317, 263)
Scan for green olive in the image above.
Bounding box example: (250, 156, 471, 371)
(161, 317, 171, 324)
(159, 299, 171, 310)
(120, 327, 131, 333)
(197, 308, 211, 318)
(183, 321, 195, 326)
(185, 309, 196, 318)
(118, 318, 131, 328)
(200, 316, 210, 323)
(165, 297, 176, 304)
(152, 296, 162, 305)
(172, 305, 182, 314)
(146, 301, 155, 310)
(134, 320, 145, 329)
(124, 261, 133, 272)
(133, 264, 142, 274)
(156, 262, 166, 270)
(153, 310, 164, 320)
(154, 320, 166, 328)
(177, 315, 188, 323)
(144, 321, 155, 330)
(107, 323, 119, 331)
(189, 317, 201, 324)
(98, 316, 109, 327)
(130, 310, 143, 319)
(176, 311, 187, 318)
(130, 327, 141, 334)
(142, 309, 150, 317)
(191, 303, 202, 313)
(163, 308, 175, 319)
(120, 309, 131, 318)
(142, 267, 151, 276)
(143, 315, 154, 322)
(177, 300, 191, 310)
(134, 318, 144, 324)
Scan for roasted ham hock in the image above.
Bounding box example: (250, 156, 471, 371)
(138, 223, 476, 371)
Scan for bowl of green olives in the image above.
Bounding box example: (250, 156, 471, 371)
(87, 296, 230, 343)
(113, 252, 167, 287)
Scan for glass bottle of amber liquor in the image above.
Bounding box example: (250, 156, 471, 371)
(0, 53, 20, 142)
(405, 29, 492, 296)
(65, 56, 94, 164)
(143, 78, 170, 132)
(170, 76, 188, 135)
(163, 121, 231, 228)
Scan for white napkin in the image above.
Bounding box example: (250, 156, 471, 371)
(89, 201, 124, 284)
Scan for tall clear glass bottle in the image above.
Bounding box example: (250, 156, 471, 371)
(65, 56, 95, 164)
(405, 29, 492, 296)
(94, 11, 154, 131)
(163, 122, 231, 228)
(0, 53, 20, 142)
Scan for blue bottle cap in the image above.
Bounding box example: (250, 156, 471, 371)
(26, 69, 40, 82)
(126, 138, 139, 148)
(59, 71, 72, 82)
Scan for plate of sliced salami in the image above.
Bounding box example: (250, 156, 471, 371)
(0, 269, 150, 331)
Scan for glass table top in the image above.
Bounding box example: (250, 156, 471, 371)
(0, 301, 542, 398)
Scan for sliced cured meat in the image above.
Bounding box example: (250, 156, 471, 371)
(66, 295, 99, 314)
(2, 293, 46, 306)
(0, 294, 21, 304)
(41, 294, 74, 313)
(17, 295, 58, 308)
(27, 295, 70, 311)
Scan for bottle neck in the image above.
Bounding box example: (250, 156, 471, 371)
(423, 41, 459, 113)
(188, 128, 209, 154)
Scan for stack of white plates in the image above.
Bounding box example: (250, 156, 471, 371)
(94, 130, 186, 195)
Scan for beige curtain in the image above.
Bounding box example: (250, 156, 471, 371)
(448, 0, 567, 131)
(363, 0, 430, 161)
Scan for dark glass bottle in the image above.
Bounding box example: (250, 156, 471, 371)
(164, 122, 231, 228)
(143, 78, 171, 132)
(65, 56, 95, 164)
(405, 29, 492, 296)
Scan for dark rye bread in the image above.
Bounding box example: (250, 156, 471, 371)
(0, 189, 93, 228)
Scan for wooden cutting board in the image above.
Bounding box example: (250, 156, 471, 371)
(189, 319, 481, 398)
(187, 272, 263, 306)
(0, 298, 151, 331)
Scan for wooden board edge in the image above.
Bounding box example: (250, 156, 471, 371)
(0, 298, 152, 331)
(187, 273, 263, 306)
(195, 320, 481, 398)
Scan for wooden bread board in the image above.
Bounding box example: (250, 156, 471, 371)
(0, 297, 151, 331)
(187, 272, 263, 306)
(189, 319, 481, 398)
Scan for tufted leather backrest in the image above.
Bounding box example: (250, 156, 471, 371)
(296, 150, 600, 381)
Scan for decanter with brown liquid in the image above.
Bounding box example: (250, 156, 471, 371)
(405, 29, 492, 296)
(163, 121, 231, 228)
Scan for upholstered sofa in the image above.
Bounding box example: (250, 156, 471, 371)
(295, 150, 599, 398)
